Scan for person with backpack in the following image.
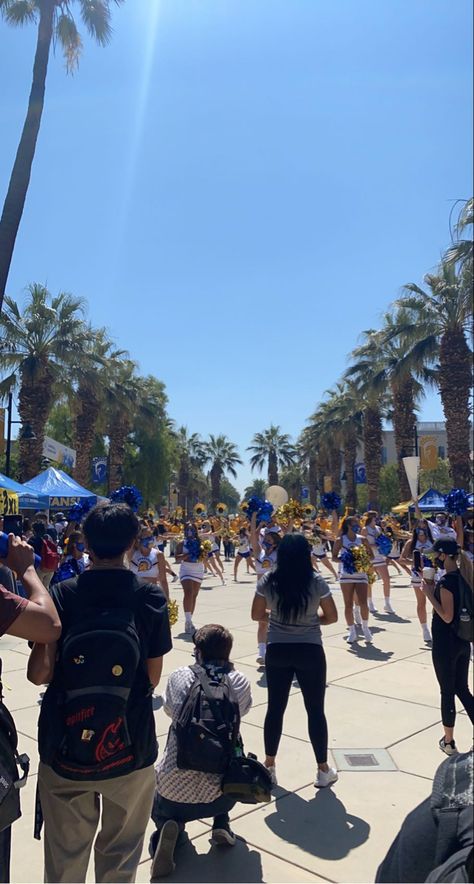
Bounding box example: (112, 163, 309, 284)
(28, 520, 59, 589)
(150, 624, 252, 879)
(422, 539, 473, 755)
(27, 502, 172, 884)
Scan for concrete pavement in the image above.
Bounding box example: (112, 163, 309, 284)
(2, 558, 472, 883)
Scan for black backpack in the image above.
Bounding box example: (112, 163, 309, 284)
(52, 605, 145, 781)
(175, 665, 240, 775)
(451, 575, 473, 643)
(0, 661, 29, 832)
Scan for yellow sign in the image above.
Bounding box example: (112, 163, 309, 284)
(0, 489, 19, 516)
(419, 436, 438, 470)
(323, 476, 333, 493)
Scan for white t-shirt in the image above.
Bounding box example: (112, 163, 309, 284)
(130, 548, 160, 583)
(427, 520, 457, 543)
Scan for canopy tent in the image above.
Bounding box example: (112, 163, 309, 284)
(0, 472, 49, 510)
(391, 500, 412, 515)
(408, 488, 446, 513)
(25, 467, 97, 509)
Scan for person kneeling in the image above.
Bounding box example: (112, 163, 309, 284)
(150, 624, 252, 878)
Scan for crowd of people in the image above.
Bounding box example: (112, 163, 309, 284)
(0, 498, 472, 882)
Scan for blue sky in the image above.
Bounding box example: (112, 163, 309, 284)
(1, 0, 472, 492)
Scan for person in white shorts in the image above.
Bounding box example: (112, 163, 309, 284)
(130, 527, 169, 599)
(175, 524, 205, 634)
(332, 517, 373, 645)
(362, 512, 395, 615)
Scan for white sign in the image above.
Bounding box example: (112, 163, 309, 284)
(402, 456, 420, 499)
(42, 436, 77, 469)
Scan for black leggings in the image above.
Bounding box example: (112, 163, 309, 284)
(264, 642, 328, 763)
(432, 637, 474, 728)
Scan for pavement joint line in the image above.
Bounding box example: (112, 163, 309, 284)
(326, 682, 440, 711)
(237, 837, 338, 884)
(396, 768, 435, 782)
(385, 719, 442, 750)
(326, 649, 432, 684)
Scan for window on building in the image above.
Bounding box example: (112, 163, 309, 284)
(438, 445, 445, 459)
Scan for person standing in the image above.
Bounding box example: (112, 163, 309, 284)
(175, 524, 205, 635)
(362, 512, 395, 614)
(332, 517, 374, 644)
(400, 521, 434, 643)
(252, 533, 338, 788)
(422, 539, 473, 755)
(27, 502, 172, 884)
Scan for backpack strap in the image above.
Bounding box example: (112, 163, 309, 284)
(193, 667, 228, 732)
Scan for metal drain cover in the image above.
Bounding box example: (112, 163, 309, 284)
(332, 748, 398, 772)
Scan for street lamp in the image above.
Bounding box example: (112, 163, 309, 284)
(4, 393, 36, 477)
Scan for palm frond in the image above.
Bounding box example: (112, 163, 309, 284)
(55, 12, 83, 71)
(0, 0, 37, 26)
(79, 0, 113, 45)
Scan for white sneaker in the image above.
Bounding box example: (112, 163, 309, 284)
(439, 737, 458, 756)
(353, 606, 362, 626)
(362, 625, 373, 643)
(368, 599, 377, 613)
(346, 625, 358, 643)
(383, 601, 395, 614)
(422, 624, 432, 642)
(315, 767, 338, 788)
(184, 620, 195, 635)
(171, 574, 179, 583)
(256, 654, 266, 665)
(265, 765, 278, 787)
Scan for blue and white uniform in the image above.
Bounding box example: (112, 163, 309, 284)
(237, 536, 251, 559)
(365, 524, 386, 566)
(254, 547, 278, 578)
(179, 540, 205, 583)
(311, 537, 328, 560)
(410, 538, 433, 588)
(339, 534, 369, 584)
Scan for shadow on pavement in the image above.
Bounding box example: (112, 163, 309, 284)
(372, 612, 412, 624)
(265, 787, 370, 860)
(150, 836, 264, 882)
(347, 644, 394, 661)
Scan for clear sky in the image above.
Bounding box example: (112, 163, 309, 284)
(1, 0, 472, 493)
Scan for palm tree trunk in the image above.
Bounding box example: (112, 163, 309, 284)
(108, 415, 129, 493)
(438, 329, 473, 488)
(73, 387, 101, 487)
(210, 464, 221, 508)
(329, 448, 342, 494)
(18, 364, 54, 481)
(343, 434, 357, 509)
(364, 405, 383, 510)
(391, 377, 417, 500)
(0, 0, 55, 313)
(268, 453, 278, 486)
(308, 454, 318, 506)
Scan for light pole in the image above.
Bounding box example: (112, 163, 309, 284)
(4, 393, 36, 477)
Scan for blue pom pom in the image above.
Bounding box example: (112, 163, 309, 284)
(340, 548, 356, 573)
(185, 537, 201, 563)
(246, 497, 274, 522)
(110, 485, 143, 512)
(68, 499, 94, 524)
(321, 492, 341, 512)
(444, 488, 470, 516)
(376, 534, 392, 556)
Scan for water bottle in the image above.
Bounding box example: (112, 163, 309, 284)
(0, 532, 41, 568)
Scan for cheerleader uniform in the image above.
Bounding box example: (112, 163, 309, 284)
(388, 539, 401, 561)
(365, 525, 386, 567)
(410, 538, 433, 643)
(311, 538, 328, 560)
(237, 537, 251, 558)
(130, 548, 162, 586)
(179, 541, 205, 583)
(338, 534, 369, 584)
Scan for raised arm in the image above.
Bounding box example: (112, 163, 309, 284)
(4, 535, 61, 644)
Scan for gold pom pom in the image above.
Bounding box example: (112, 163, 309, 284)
(167, 599, 179, 626)
(352, 545, 377, 584)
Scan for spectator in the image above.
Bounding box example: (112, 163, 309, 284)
(0, 535, 61, 881)
(28, 520, 58, 589)
(150, 624, 252, 879)
(33, 512, 58, 543)
(27, 502, 172, 884)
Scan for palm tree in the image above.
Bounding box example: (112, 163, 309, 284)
(200, 435, 242, 508)
(445, 198, 473, 282)
(298, 425, 325, 506)
(243, 478, 267, 499)
(171, 427, 205, 515)
(0, 0, 124, 313)
(72, 328, 128, 487)
(247, 425, 297, 486)
(316, 384, 363, 510)
(340, 356, 387, 509)
(104, 358, 140, 492)
(394, 260, 473, 488)
(0, 283, 86, 479)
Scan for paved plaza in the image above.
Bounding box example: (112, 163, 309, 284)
(2, 559, 473, 883)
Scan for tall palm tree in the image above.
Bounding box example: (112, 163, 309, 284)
(0, 283, 86, 479)
(316, 383, 363, 510)
(171, 426, 204, 515)
(247, 425, 297, 486)
(341, 355, 387, 510)
(445, 197, 473, 283)
(104, 358, 140, 492)
(0, 0, 124, 313)
(200, 435, 242, 508)
(394, 260, 473, 488)
(243, 478, 267, 499)
(298, 425, 324, 505)
(72, 328, 128, 487)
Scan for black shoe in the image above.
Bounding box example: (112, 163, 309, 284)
(439, 737, 458, 756)
(211, 823, 237, 846)
(151, 820, 179, 879)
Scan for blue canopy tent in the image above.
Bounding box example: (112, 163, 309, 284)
(25, 467, 97, 510)
(0, 472, 49, 510)
(408, 488, 446, 513)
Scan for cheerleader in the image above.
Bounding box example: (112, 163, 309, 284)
(362, 512, 395, 614)
(234, 528, 256, 581)
(332, 517, 373, 644)
(400, 520, 434, 643)
(130, 527, 169, 600)
(205, 534, 225, 584)
(250, 512, 281, 664)
(175, 523, 205, 634)
(310, 526, 338, 580)
(462, 511, 474, 561)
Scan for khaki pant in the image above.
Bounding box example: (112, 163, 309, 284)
(38, 762, 155, 883)
(37, 569, 54, 589)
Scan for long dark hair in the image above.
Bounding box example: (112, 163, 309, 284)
(268, 533, 314, 622)
(411, 521, 434, 549)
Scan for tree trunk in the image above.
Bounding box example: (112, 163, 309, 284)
(391, 377, 417, 500)
(73, 387, 101, 487)
(308, 454, 318, 506)
(329, 447, 342, 494)
(364, 405, 383, 510)
(178, 458, 189, 511)
(210, 464, 221, 508)
(267, 453, 278, 486)
(18, 364, 54, 481)
(108, 415, 129, 493)
(0, 0, 55, 313)
(343, 433, 357, 510)
(438, 329, 473, 488)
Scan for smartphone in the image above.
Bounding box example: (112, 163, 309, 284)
(413, 549, 421, 573)
(3, 514, 24, 536)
